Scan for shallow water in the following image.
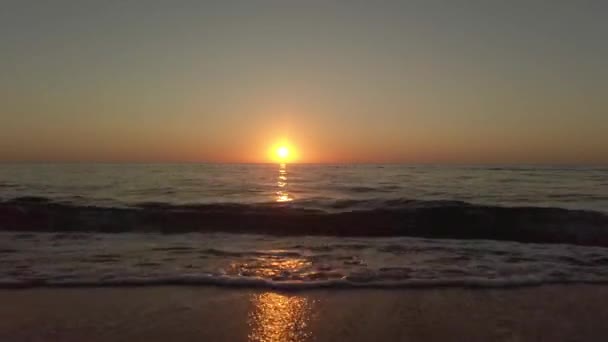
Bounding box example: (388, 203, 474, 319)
(1, 232, 608, 289)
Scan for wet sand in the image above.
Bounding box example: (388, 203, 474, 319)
(1, 285, 607, 341)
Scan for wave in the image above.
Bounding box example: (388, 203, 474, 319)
(2, 274, 608, 290)
(1, 196, 608, 247)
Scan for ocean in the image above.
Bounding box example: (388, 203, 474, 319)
(1, 163, 608, 289)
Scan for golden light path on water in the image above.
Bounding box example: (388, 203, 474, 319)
(248, 292, 314, 342)
(229, 228, 315, 341)
(244, 159, 319, 342)
(276, 163, 292, 202)
(247, 160, 314, 341)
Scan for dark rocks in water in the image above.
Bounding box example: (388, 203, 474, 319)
(1, 197, 608, 247)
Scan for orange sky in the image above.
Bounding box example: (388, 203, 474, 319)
(1, 2, 607, 164)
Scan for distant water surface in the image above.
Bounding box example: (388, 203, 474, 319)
(1, 163, 607, 212)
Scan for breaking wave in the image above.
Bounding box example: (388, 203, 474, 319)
(1, 196, 608, 247)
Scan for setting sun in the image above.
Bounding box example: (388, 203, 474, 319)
(268, 141, 297, 163)
(277, 146, 289, 160)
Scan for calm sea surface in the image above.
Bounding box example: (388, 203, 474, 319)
(1, 163, 607, 212)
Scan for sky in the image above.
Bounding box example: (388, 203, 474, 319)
(1, 0, 606, 164)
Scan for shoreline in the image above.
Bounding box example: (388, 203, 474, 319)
(2, 285, 608, 341)
(2, 279, 608, 290)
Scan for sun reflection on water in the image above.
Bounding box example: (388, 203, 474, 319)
(248, 292, 314, 342)
(276, 163, 292, 202)
(230, 255, 312, 280)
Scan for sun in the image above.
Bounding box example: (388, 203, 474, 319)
(276, 146, 289, 160)
(269, 142, 297, 163)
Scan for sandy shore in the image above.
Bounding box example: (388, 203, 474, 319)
(1, 285, 607, 341)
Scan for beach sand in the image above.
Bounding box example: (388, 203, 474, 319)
(1, 285, 607, 341)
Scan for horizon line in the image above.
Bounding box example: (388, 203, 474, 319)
(1, 160, 607, 167)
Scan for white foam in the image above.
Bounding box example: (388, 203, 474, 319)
(3, 274, 608, 290)
(3, 232, 608, 289)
